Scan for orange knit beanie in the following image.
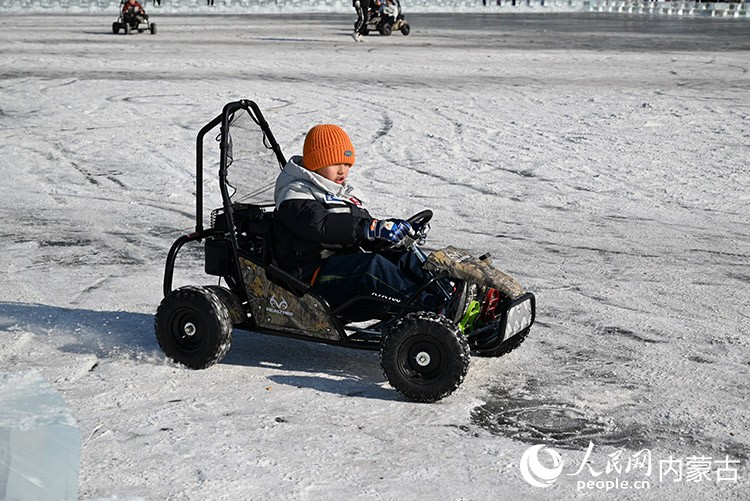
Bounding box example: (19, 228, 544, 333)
(302, 124, 355, 171)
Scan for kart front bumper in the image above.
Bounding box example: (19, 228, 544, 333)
(501, 292, 535, 341)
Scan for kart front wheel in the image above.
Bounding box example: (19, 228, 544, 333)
(155, 285, 232, 369)
(123, 22, 131, 35)
(381, 312, 469, 403)
(112, 22, 119, 34)
(150, 22, 157, 34)
(472, 327, 530, 358)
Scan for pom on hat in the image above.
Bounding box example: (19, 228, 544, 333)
(302, 124, 355, 171)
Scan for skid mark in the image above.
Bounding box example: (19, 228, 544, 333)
(472, 388, 750, 458)
(69, 276, 111, 306)
(63, 356, 101, 383)
(408, 165, 502, 197)
(71, 161, 99, 185)
(264, 97, 296, 111)
(597, 325, 665, 345)
(472, 389, 618, 449)
(40, 78, 78, 92)
(375, 112, 393, 139)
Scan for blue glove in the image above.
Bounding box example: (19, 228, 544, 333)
(364, 218, 412, 244)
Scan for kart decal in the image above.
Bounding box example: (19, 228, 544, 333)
(370, 292, 402, 303)
(239, 257, 339, 340)
(266, 295, 293, 317)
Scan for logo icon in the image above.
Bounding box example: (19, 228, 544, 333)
(269, 296, 288, 310)
(520, 445, 563, 488)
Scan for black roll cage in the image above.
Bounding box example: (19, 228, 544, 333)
(163, 100, 285, 298)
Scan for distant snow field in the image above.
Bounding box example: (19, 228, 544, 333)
(0, 12, 749, 501)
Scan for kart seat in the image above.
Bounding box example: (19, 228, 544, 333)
(205, 203, 310, 297)
(261, 220, 311, 298)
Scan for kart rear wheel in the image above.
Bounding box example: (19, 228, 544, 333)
(155, 285, 232, 369)
(150, 22, 157, 34)
(381, 312, 470, 403)
(379, 23, 392, 36)
(204, 285, 247, 326)
(401, 23, 410, 36)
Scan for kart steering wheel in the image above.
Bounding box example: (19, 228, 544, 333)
(371, 209, 433, 252)
(406, 209, 432, 231)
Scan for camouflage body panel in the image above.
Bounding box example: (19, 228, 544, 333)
(424, 246, 525, 300)
(239, 257, 340, 341)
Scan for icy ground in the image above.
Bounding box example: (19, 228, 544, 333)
(0, 12, 749, 500)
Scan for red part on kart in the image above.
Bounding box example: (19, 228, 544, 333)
(480, 288, 501, 322)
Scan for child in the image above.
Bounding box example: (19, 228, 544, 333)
(271, 124, 460, 321)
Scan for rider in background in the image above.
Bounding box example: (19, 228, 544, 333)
(122, 0, 148, 26)
(379, 0, 399, 19)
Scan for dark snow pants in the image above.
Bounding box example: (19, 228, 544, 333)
(353, 0, 371, 35)
(311, 249, 446, 320)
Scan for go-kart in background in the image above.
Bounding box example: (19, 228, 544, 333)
(0, 10, 748, 501)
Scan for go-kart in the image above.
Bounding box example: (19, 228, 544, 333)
(112, 7, 156, 35)
(357, 0, 410, 36)
(155, 100, 535, 403)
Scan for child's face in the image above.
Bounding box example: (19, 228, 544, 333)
(316, 163, 351, 185)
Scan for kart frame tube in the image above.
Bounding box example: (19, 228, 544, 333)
(165, 99, 286, 297)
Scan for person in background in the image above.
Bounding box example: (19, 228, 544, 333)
(352, 0, 372, 42)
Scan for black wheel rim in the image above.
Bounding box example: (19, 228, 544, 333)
(168, 307, 207, 353)
(396, 334, 448, 383)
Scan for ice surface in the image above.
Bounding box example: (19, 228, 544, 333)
(0, 371, 80, 501)
(0, 10, 748, 501)
(0, 0, 585, 14)
(1, 0, 742, 18)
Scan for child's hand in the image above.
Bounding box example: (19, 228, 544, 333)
(365, 218, 412, 244)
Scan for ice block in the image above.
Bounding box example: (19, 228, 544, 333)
(0, 371, 80, 501)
